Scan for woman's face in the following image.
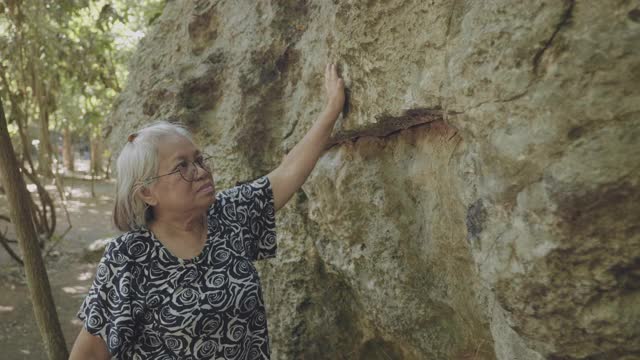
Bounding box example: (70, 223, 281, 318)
(147, 134, 216, 217)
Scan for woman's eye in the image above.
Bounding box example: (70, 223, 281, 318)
(176, 162, 188, 169)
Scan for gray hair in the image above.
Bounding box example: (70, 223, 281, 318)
(113, 120, 194, 231)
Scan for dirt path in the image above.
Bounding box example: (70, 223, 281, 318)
(0, 175, 118, 359)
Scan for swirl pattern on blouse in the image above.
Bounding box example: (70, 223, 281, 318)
(77, 175, 277, 359)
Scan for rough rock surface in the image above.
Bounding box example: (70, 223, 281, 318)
(107, 1, 640, 359)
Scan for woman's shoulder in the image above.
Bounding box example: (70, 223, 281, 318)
(215, 175, 269, 201)
(211, 175, 270, 212)
(103, 228, 156, 264)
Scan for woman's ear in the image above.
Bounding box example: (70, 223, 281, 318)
(137, 186, 158, 207)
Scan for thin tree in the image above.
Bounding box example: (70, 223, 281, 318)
(0, 97, 68, 359)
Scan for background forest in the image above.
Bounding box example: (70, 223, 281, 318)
(0, 1, 163, 358)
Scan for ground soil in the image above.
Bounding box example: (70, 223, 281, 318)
(0, 173, 118, 359)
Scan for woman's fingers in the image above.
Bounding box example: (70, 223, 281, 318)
(325, 62, 344, 91)
(326, 63, 340, 82)
(322, 62, 346, 112)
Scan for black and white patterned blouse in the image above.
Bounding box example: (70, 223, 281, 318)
(77, 175, 277, 359)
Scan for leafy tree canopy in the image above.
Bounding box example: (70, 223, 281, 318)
(0, 0, 164, 139)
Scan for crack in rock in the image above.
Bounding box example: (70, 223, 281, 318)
(283, 118, 299, 140)
(532, 0, 575, 74)
(325, 107, 460, 149)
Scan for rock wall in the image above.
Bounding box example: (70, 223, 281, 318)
(107, 1, 640, 359)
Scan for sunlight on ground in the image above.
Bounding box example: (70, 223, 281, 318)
(0, 305, 14, 312)
(65, 200, 88, 212)
(77, 271, 93, 281)
(66, 187, 93, 198)
(62, 285, 89, 295)
(88, 238, 113, 252)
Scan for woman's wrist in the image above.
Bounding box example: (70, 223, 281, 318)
(319, 106, 341, 127)
(323, 101, 343, 119)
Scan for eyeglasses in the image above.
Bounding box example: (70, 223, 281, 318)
(142, 153, 214, 185)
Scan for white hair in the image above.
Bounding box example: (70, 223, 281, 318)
(113, 120, 194, 231)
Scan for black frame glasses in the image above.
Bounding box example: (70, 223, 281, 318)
(142, 153, 214, 185)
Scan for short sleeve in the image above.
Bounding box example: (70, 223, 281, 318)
(217, 175, 277, 261)
(77, 239, 138, 357)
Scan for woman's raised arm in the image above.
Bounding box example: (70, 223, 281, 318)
(267, 63, 345, 211)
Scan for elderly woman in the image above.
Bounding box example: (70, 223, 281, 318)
(69, 63, 345, 359)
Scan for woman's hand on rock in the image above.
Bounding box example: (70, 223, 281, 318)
(324, 62, 345, 116)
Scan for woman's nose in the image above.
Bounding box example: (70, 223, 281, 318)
(193, 163, 208, 180)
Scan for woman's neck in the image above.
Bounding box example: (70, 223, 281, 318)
(148, 211, 206, 243)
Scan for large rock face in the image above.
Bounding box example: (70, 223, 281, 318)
(107, 1, 640, 359)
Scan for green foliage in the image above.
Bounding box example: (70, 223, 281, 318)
(0, 0, 165, 139)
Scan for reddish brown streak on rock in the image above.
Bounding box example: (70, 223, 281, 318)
(325, 108, 460, 150)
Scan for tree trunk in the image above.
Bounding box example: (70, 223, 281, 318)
(90, 133, 102, 177)
(0, 98, 68, 359)
(37, 87, 53, 177)
(104, 153, 112, 179)
(62, 125, 74, 172)
(0, 65, 35, 173)
(90, 134, 102, 198)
